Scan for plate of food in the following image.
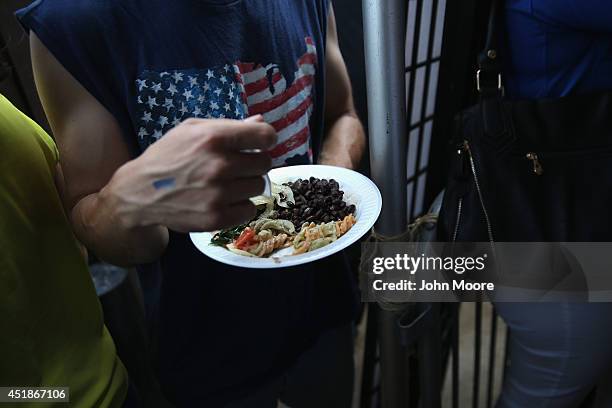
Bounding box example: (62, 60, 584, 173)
(190, 165, 382, 268)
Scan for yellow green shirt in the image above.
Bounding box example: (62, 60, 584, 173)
(0, 95, 128, 407)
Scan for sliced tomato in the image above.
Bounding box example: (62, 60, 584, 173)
(235, 228, 256, 249)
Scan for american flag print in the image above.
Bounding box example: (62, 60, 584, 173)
(134, 37, 317, 166)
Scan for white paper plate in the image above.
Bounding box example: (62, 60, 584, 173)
(190, 165, 382, 269)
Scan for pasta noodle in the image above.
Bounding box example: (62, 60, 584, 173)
(292, 214, 356, 255)
(214, 178, 358, 259)
(247, 233, 289, 257)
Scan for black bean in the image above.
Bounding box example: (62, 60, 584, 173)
(270, 177, 354, 226)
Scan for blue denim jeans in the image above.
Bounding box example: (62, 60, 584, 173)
(495, 303, 612, 408)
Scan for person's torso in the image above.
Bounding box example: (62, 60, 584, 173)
(130, 0, 328, 167)
(15, 3, 358, 403)
(504, 0, 612, 99)
(19, 0, 329, 165)
(0, 95, 127, 408)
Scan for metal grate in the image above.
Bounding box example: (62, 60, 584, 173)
(405, 0, 447, 220)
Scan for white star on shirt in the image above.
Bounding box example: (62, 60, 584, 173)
(172, 117, 182, 127)
(206, 69, 215, 80)
(147, 97, 158, 109)
(136, 79, 148, 91)
(142, 111, 153, 123)
(152, 129, 163, 140)
(179, 103, 189, 115)
(203, 82, 210, 92)
(167, 83, 178, 96)
(183, 90, 193, 101)
(235, 106, 241, 116)
(138, 127, 148, 139)
(158, 116, 169, 127)
(230, 82, 236, 90)
(137, 96, 143, 104)
(219, 113, 226, 119)
(151, 82, 163, 93)
(220, 75, 227, 84)
(197, 94, 206, 103)
(193, 106, 202, 117)
(209, 101, 219, 110)
(224, 64, 230, 72)
(224, 103, 231, 111)
(160, 72, 170, 77)
(189, 76, 198, 87)
(172, 72, 184, 83)
(214, 88, 222, 97)
(228, 89, 235, 99)
(163, 98, 175, 111)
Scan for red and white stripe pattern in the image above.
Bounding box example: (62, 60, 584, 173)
(234, 37, 317, 166)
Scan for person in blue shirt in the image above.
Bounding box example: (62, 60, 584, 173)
(496, 1, 612, 407)
(17, 0, 366, 407)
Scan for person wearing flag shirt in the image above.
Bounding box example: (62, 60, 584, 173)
(17, 0, 366, 406)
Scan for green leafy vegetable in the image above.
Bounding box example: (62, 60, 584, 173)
(211, 223, 249, 246)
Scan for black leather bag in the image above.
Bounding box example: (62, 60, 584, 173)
(438, 0, 612, 243)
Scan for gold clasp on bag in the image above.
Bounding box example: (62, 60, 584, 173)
(526, 152, 544, 176)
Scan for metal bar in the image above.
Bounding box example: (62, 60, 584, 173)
(503, 326, 511, 385)
(363, 0, 409, 405)
(406, 0, 423, 220)
(473, 302, 483, 408)
(408, 169, 429, 184)
(408, 0, 442, 396)
(414, 0, 440, 216)
(452, 304, 460, 408)
(418, 302, 442, 408)
(363, 0, 408, 235)
(404, 57, 442, 74)
(361, 305, 381, 408)
(486, 309, 498, 408)
(378, 307, 412, 408)
(409, 114, 435, 131)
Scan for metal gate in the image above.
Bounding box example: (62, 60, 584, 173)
(360, 0, 507, 407)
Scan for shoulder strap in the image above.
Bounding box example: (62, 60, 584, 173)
(477, 0, 504, 97)
(475, 0, 517, 153)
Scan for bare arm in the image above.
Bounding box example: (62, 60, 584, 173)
(31, 33, 169, 266)
(31, 33, 275, 267)
(319, 6, 366, 170)
(53, 162, 88, 261)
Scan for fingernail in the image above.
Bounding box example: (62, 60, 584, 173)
(244, 114, 264, 123)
